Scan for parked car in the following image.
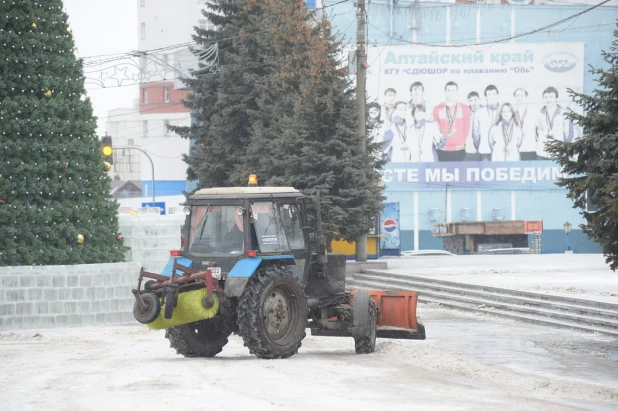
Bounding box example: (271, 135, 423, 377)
(400, 250, 455, 257)
(475, 247, 532, 255)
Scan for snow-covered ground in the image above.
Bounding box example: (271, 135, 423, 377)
(1, 306, 617, 411)
(1, 253, 617, 410)
(382, 253, 618, 304)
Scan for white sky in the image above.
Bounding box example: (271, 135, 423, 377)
(64, 0, 138, 136)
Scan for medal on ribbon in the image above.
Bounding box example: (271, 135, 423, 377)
(517, 107, 526, 129)
(446, 105, 457, 137)
(395, 123, 408, 151)
(545, 108, 557, 140)
(417, 124, 426, 158)
(502, 121, 514, 158)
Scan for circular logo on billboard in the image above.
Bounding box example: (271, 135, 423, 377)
(543, 52, 577, 73)
(383, 218, 398, 233)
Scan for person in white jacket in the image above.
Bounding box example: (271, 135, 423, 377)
(383, 101, 413, 162)
(407, 81, 433, 122)
(464, 91, 481, 161)
(534, 87, 574, 160)
(489, 103, 523, 162)
(474, 85, 501, 161)
(407, 104, 444, 163)
(513, 88, 537, 161)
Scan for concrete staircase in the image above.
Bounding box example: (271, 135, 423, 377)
(348, 269, 618, 337)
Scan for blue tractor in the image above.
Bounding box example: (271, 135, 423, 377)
(132, 182, 425, 359)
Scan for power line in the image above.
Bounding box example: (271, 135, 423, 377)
(367, 0, 610, 48)
(99, 102, 186, 120)
(79, 0, 352, 63)
(367, 21, 615, 46)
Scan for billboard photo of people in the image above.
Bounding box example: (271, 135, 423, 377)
(366, 43, 584, 166)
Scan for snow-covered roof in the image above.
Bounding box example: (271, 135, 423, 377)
(193, 187, 301, 195)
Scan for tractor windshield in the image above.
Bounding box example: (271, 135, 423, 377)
(188, 205, 245, 257)
(251, 201, 305, 253)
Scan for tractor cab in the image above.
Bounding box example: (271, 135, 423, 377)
(182, 186, 312, 285)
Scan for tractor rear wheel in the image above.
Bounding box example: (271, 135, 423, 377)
(354, 299, 377, 354)
(237, 265, 308, 359)
(165, 311, 233, 358)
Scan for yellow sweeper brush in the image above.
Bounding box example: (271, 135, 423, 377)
(147, 288, 220, 330)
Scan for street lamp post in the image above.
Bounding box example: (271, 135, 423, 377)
(115, 145, 155, 204)
(563, 221, 572, 253)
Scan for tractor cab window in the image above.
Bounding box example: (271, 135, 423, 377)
(279, 203, 305, 249)
(188, 205, 245, 257)
(250, 201, 305, 253)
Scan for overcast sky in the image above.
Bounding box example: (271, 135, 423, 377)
(64, 0, 138, 135)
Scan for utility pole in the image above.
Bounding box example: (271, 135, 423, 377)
(355, 0, 368, 262)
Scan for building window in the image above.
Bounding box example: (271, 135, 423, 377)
(140, 0, 145, 7)
(143, 120, 148, 137)
(164, 120, 170, 136)
(142, 88, 148, 104)
(128, 138, 134, 146)
(141, 22, 146, 40)
(164, 87, 169, 103)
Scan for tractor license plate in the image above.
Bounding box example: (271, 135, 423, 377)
(209, 267, 221, 279)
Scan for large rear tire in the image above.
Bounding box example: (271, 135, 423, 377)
(354, 299, 377, 354)
(165, 311, 233, 358)
(237, 265, 308, 359)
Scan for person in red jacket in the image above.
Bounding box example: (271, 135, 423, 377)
(433, 81, 471, 162)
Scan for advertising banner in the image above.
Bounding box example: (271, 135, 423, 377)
(379, 202, 401, 255)
(366, 42, 585, 189)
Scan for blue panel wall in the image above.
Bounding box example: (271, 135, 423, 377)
(451, 190, 477, 222)
(400, 230, 444, 251)
(142, 180, 186, 197)
(451, 5, 478, 46)
(534, 229, 601, 254)
(326, 0, 618, 253)
(515, 189, 581, 227)
(480, 190, 511, 222)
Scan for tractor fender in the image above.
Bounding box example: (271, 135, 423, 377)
(351, 291, 373, 338)
(224, 256, 296, 298)
(160, 257, 193, 276)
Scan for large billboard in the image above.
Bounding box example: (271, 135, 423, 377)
(366, 42, 585, 189)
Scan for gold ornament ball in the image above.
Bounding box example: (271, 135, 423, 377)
(103, 161, 112, 172)
(67, 27, 72, 35)
(77, 234, 84, 244)
(43, 89, 52, 99)
(30, 22, 36, 29)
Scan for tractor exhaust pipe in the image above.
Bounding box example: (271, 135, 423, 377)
(315, 192, 328, 268)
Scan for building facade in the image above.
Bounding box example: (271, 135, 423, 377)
(327, 0, 618, 253)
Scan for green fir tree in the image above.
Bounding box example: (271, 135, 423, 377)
(177, 0, 384, 242)
(0, 0, 127, 265)
(546, 27, 618, 270)
(172, 0, 269, 187)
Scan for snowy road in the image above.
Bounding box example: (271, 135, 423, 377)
(1, 305, 617, 411)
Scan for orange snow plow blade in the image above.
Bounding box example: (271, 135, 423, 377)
(350, 290, 426, 340)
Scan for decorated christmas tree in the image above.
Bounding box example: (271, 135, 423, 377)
(0, 0, 127, 265)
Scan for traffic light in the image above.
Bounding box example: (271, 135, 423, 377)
(101, 135, 113, 165)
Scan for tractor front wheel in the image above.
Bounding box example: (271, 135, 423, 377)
(354, 299, 377, 354)
(237, 265, 308, 359)
(165, 311, 233, 358)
